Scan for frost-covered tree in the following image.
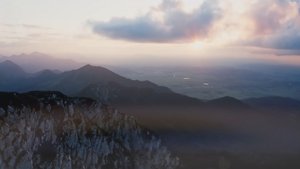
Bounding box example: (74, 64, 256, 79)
(0, 92, 179, 169)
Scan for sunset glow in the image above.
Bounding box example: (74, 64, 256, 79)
(1, 1, 300, 169)
(0, 0, 299, 65)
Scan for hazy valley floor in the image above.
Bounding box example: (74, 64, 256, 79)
(117, 105, 300, 169)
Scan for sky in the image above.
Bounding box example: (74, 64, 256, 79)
(1, 0, 300, 66)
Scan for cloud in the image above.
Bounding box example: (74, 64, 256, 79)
(241, 0, 300, 50)
(90, 0, 300, 51)
(264, 24, 300, 50)
(249, 0, 291, 34)
(90, 0, 221, 43)
(0, 23, 51, 30)
(22, 24, 51, 30)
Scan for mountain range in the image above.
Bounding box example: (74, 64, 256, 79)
(1, 59, 300, 169)
(0, 52, 83, 73)
(2, 59, 299, 110)
(0, 60, 202, 106)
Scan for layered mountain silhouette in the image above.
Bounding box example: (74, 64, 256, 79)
(205, 96, 251, 110)
(1, 60, 297, 110)
(0, 61, 202, 106)
(0, 52, 83, 72)
(0, 60, 27, 79)
(244, 96, 300, 113)
(0, 60, 28, 91)
(1, 60, 300, 169)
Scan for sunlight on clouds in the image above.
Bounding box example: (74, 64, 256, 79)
(191, 40, 204, 49)
(1, 0, 300, 65)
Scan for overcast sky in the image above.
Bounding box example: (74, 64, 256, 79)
(1, 0, 300, 65)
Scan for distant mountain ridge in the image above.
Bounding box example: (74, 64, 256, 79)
(0, 60, 202, 106)
(0, 60, 28, 91)
(1, 60, 300, 169)
(1, 60, 298, 111)
(244, 96, 300, 112)
(0, 52, 84, 72)
(206, 96, 251, 110)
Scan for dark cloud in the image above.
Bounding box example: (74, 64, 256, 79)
(269, 25, 300, 50)
(90, 0, 221, 43)
(244, 22, 300, 51)
(274, 49, 300, 56)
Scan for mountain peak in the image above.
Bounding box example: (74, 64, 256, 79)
(0, 60, 27, 80)
(77, 64, 121, 77)
(206, 96, 250, 109)
(34, 69, 58, 77)
(80, 64, 108, 70)
(4, 52, 83, 73)
(80, 64, 97, 69)
(0, 60, 17, 66)
(15, 52, 49, 58)
(30, 51, 50, 57)
(0, 60, 25, 73)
